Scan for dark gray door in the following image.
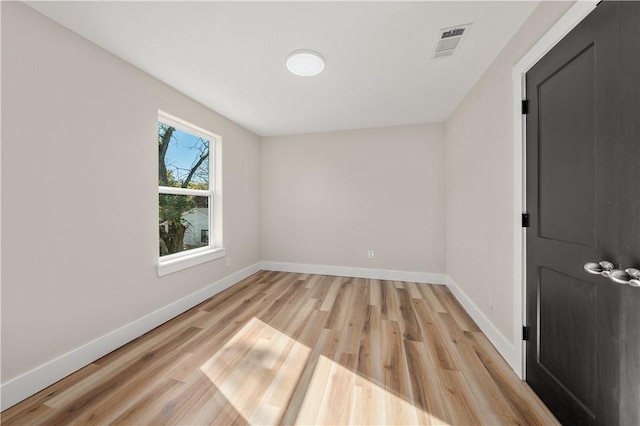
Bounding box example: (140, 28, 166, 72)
(525, 2, 639, 425)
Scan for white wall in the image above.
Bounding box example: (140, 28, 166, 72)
(261, 124, 446, 275)
(1, 0, 260, 387)
(445, 1, 573, 341)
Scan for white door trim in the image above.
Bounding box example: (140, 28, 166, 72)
(511, 0, 598, 380)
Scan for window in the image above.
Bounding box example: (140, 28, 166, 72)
(157, 112, 223, 276)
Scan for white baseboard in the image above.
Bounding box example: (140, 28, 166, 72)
(0, 262, 262, 411)
(445, 275, 518, 373)
(259, 261, 447, 284)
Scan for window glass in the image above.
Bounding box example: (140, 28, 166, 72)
(158, 116, 214, 259)
(159, 194, 209, 256)
(158, 123, 209, 189)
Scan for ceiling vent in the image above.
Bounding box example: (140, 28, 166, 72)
(431, 24, 472, 60)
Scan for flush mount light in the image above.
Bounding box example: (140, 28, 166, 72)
(286, 49, 325, 76)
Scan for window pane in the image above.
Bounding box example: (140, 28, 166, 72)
(158, 122, 209, 190)
(159, 194, 209, 256)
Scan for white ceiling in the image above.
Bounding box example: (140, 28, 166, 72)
(26, 1, 540, 137)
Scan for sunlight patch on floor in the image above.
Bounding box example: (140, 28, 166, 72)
(200, 317, 450, 425)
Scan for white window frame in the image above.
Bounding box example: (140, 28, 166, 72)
(156, 111, 224, 276)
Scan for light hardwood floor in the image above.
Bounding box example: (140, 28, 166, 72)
(1, 271, 559, 425)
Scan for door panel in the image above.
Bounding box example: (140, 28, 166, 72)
(538, 44, 595, 247)
(538, 267, 596, 416)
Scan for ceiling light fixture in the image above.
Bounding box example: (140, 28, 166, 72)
(286, 49, 325, 76)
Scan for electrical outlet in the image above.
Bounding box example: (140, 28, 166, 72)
(368, 250, 375, 260)
(226, 256, 232, 268)
(488, 291, 494, 310)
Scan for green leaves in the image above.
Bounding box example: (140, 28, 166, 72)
(159, 194, 193, 223)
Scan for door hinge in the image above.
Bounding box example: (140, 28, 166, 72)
(523, 326, 530, 341)
(521, 99, 529, 114)
(522, 213, 530, 228)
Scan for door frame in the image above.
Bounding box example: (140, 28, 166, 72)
(511, 0, 597, 379)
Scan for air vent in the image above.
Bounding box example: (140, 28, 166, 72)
(431, 24, 472, 59)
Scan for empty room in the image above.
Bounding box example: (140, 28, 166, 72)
(1, 1, 638, 425)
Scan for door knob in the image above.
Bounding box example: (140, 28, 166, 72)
(584, 262, 603, 274)
(599, 261, 615, 270)
(600, 261, 615, 277)
(584, 261, 614, 274)
(583, 262, 640, 287)
(625, 268, 640, 279)
(609, 269, 631, 284)
(626, 269, 640, 287)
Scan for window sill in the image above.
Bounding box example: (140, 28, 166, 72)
(157, 247, 226, 277)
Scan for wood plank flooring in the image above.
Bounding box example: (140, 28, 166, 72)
(1, 271, 559, 425)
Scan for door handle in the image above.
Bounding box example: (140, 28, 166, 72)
(583, 261, 613, 275)
(627, 268, 640, 287)
(584, 262, 640, 287)
(609, 269, 631, 284)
